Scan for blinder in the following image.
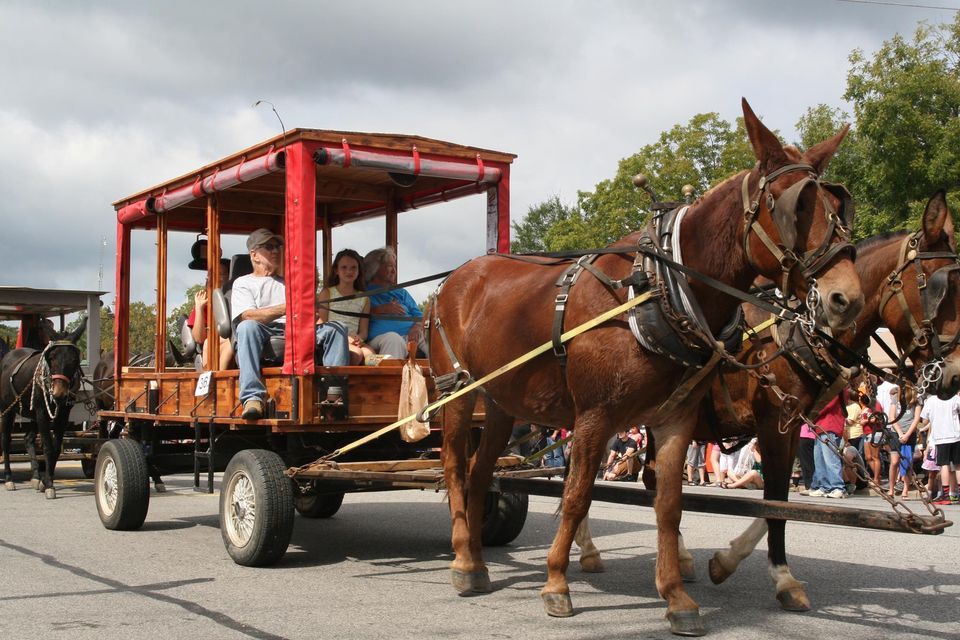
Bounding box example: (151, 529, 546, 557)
(923, 264, 960, 325)
(821, 182, 855, 232)
(769, 176, 817, 251)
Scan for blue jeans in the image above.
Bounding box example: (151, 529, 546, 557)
(236, 320, 350, 404)
(812, 431, 845, 492)
(236, 320, 286, 404)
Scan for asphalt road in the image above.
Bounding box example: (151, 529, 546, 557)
(0, 461, 958, 640)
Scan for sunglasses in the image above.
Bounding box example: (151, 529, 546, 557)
(259, 242, 282, 252)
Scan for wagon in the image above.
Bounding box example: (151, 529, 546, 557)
(0, 286, 106, 476)
(95, 128, 550, 564)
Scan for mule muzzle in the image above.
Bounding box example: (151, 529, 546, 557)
(933, 358, 960, 400)
(50, 376, 70, 399)
(820, 288, 864, 332)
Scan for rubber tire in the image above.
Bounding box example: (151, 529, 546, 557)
(294, 491, 345, 518)
(81, 458, 96, 479)
(481, 491, 529, 546)
(219, 450, 294, 567)
(95, 439, 150, 531)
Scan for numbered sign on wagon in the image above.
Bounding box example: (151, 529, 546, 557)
(195, 371, 212, 396)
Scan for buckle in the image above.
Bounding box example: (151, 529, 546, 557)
(916, 271, 927, 290)
(555, 293, 569, 305)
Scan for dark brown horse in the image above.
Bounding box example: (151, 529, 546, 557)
(1, 329, 84, 499)
(701, 191, 960, 607)
(429, 100, 863, 636)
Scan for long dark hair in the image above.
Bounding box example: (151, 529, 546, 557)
(326, 249, 366, 290)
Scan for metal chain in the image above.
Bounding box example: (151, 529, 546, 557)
(802, 415, 946, 534)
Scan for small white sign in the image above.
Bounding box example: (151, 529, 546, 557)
(195, 371, 212, 397)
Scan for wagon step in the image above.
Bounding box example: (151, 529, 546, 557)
(494, 477, 952, 535)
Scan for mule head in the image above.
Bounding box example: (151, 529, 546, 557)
(882, 192, 960, 399)
(45, 339, 83, 400)
(740, 98, 863, 332)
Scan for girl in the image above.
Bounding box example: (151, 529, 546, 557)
(888, 386, 920, 499)
(318, 249, 375, 366)
(859, 392, 883, 486)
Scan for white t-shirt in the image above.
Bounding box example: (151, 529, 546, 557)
(231, 274, 286, 324)
(877, 380, 899, 420)
(920, 395, 960, 445)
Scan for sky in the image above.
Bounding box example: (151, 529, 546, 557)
(1, 0, 957, 311)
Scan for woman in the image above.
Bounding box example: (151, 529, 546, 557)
(318, 249, 375, 366)
(888, 386, 920, 499)
(859, 392, 884, 486)
(722, 438, 764, 490)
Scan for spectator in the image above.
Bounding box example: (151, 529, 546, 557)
(888, 386, 920, 500)
(318, 249, 375, 365)
(363, 247, 427, 359)
(859, 392, 884, 486)
(797, 423, 816, 495)
(919, 391, 960, 505)
(685, 440, 708, 486)
(808, 391, 847, 498)
(876, 374, 899, 424)
(189, 259, 234, 370)
(722, 438, 763, 490)
(531, 425, 565, 468)
(603, 430, 639, 481)
(233, 229, 349, 419)
(844, 389, 864, 453)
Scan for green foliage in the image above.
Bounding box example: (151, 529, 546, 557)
(66, 306, 115, 357)
(166, 284, 203, 351)
(845, 16, 960, 228)
(510, 196, 585, 253)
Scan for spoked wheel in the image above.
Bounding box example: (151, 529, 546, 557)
(95, 439, 150, 530)
(294, 489, 345, 519)
(481, 491, 529, 546)
(219, 449, 294, 567)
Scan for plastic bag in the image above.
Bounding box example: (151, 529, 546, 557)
(398, 359, 430, 442)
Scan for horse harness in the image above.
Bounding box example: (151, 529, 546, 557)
(1, 341, 81, 421)
(877, 230, 960, 391)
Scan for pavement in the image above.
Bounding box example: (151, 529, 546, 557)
(0, 461, 958, 640)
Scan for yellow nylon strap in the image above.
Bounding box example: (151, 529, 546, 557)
(742, 316, 778, 345)
(324, 289, 655, 461)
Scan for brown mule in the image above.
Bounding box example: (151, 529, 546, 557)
(430, 99, 863, 637)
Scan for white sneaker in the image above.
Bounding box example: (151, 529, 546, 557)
(826, 488, 846, 499)
(807, 488, 826, 497)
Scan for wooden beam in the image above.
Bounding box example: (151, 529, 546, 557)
(385, 192, 398, 256)
(207, 196, 221, 371)
(155, 215, 168, 373)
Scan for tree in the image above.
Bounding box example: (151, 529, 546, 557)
(844, 16, 960, 229)
(511, 196, 584, 253)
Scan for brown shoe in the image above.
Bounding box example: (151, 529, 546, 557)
(241, 399, 263, 420)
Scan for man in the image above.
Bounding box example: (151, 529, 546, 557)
(876, 373, 899, 424)
(603, 430, 639, 481)
(363, 247, 427, 359)
(233, 229, 349, 419)
(919, 392, 960, 505)
(808, 391, 848, 498)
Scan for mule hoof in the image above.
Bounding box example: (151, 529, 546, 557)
(542, 592, 574, 618)
(44, 488, 56, 500)
(708, 556, 730, 585)
(579, 554, 605, 573)
(155, 482, 167, 494)
(666, 609, 705, 637)
(680, 559, 697, 583)
(777, 587, 811, 612)
(30, 478, 41, 490)
(4, 481, 15, 491)
(450, 569, 491, 596)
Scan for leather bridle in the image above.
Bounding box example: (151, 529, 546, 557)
(740, 163, 855, 298)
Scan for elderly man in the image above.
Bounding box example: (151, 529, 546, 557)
(363, 247, 427, 359)
(233, 228, 349, 419)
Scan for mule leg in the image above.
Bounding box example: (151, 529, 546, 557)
(24, 423, 41, 490)
(708, 518, 768, 584)
(443, 391, 487, 595)
(652, 416, 705, 636)
(1, 412, 14, 490)
(759, 432, 809, 611)
(574, 516, 605, 573)
(461, 400, 515, 587)
(37, 414, 57, 499)
(541, 408, 612, 618)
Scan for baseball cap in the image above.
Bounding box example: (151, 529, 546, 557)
(246, 228, 284, 251)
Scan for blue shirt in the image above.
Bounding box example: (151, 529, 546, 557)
(367, 287, 422, 340)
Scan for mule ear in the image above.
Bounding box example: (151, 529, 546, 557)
(922, 190, 955, 250)
(802, 124, 849, 175)
(742, 98, 788, 172)
(67, 314, 87, 344)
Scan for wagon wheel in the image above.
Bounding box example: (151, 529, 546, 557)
(81, 458, 96, 479)
(481, 491, 529, 546)
(219, 450, 294, 567)
(294, 488, 345, 519)
(95, 439, 150, 530)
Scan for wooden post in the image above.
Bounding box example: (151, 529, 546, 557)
(115, 224, 130, 375)
(385, 192, 398, 257)
(85, 293, 101, 375)
(283, 140, 318, 377)
(321, 203, 332, 282)
(155, 215, 168, 373)
(206, 196, 221, 370)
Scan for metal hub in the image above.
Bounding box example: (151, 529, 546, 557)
(98, 458, 118, 515)
(225, 471, 256, 547)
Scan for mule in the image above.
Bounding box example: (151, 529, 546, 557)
(1, 327, 85, 499)
(429, 99, 863, 636)
(701, 190, 960, 607)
